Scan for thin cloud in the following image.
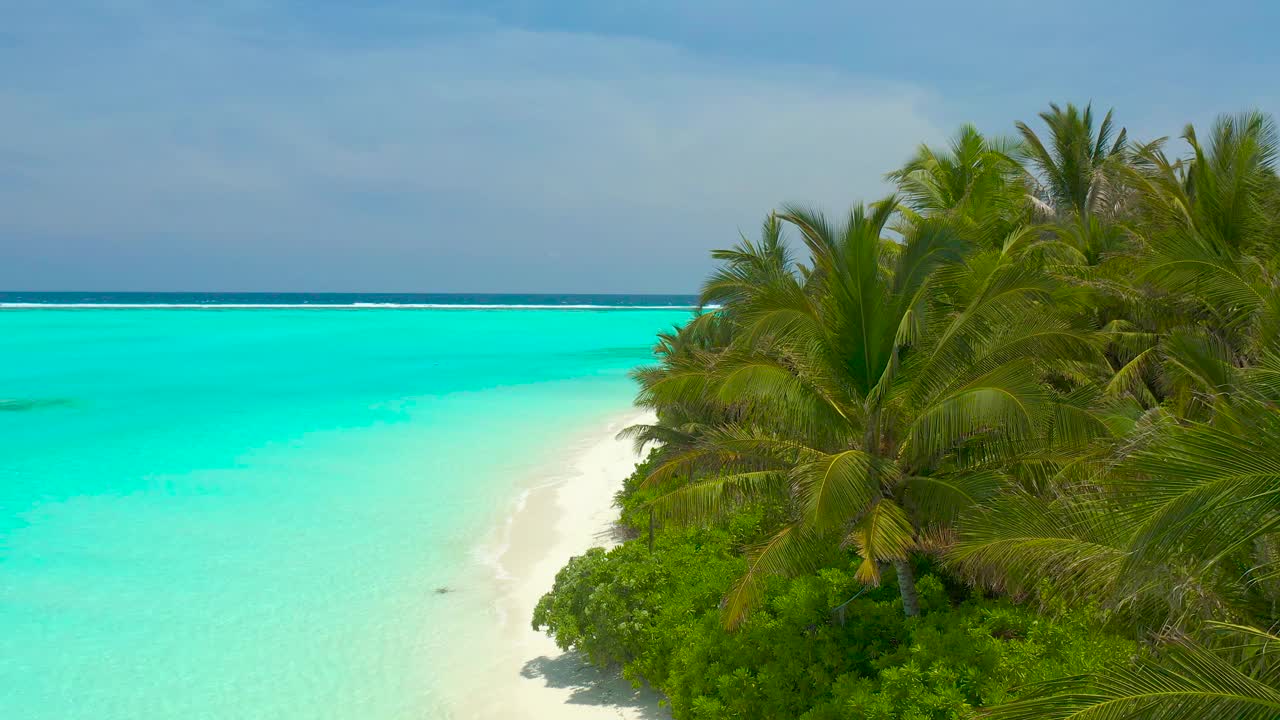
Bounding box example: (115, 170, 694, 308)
(0, 3, 943, 291)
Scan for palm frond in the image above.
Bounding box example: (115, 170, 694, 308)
(986, 636, 1280, 720)
(721, 525, 827, 628)
(846, 499, 916, 583)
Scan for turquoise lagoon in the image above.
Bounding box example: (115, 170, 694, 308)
(0, 306, 689, 719)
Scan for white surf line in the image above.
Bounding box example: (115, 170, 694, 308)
(0, 303, 710, 310)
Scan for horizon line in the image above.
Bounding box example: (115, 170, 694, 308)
(0, 290, 700, 296)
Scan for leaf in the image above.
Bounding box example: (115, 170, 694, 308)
(791, 449, 881, 532)
(846, 500, 916, 583)
(721, 525, 825, 629)
(985, 636, 1280, 720)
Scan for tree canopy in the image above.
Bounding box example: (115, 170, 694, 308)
(545, 103, 1280, 719)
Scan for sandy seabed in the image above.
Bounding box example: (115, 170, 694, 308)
(442, 410, 670, 720)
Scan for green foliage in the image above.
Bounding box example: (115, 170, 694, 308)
(615, 449, 664, 534)
(534, 528, 1134, 720)
(547, 101, 1280, 720)
(532, 524, 747, 675)
(615, 449, 788, 543)
(625, 194, 1095, 625)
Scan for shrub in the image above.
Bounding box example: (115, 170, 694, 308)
(534, 532, 1137, 719)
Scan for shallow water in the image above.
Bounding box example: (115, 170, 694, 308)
(0, 307, 687, 719)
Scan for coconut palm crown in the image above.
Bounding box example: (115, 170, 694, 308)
(633, 196, 1101, 625)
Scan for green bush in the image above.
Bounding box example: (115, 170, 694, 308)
(535, 451, 1137, 718)
(532, 523, 746, 681)
(534, 530, 1137, 719)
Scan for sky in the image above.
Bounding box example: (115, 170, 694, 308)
(2, 1, 1278, 293)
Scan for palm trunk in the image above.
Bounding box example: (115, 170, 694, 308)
(893, 558, 920, 617)
(865, 408, 921, 617)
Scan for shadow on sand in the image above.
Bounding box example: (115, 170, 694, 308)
(521, 652, 670, 719)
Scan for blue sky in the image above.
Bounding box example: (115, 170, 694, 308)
(2, 1, 1278, 293)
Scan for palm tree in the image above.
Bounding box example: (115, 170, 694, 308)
(620, 218, 784, 465)
(1127, 111, 1280, 351)
(964, 392, 1280, 719)
(952, 391, 1280, 630)
(609, 104, 1280, 715)
(886, 124, 1028, 249)
(636, 199, 1102, 624)
(1017, 102, 1129, 218)
(955, 124, 1280, 687)
(950, 110, 1280, 719)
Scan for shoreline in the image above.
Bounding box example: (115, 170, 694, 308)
(446, 409, 669, 720)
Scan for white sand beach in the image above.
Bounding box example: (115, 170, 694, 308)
(446, 410, 670, 720)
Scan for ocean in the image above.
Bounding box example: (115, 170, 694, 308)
(0, 294, 693, 719)
(0, 291, 698, 308)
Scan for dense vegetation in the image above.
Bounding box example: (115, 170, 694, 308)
(535, 460, 1137, 718)
(536, 103, 1280, 719)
